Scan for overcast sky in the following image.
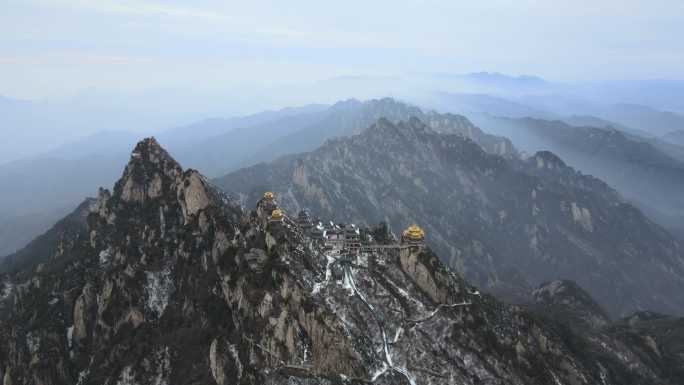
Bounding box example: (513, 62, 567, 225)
(2, 0, 683, 99)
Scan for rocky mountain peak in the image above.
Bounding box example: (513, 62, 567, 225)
(128, 137, 181, 176)
(107, 137, 236, 225)
(363, 116, 431, 139)
(116, 137, 183, 203)
(363, 97, 423, 114)
(329, 97, 362, 111)
(531, 150, 567, 170)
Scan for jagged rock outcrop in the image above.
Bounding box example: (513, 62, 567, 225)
(3, 138, 682, 384)
(217, 117, 684, 317)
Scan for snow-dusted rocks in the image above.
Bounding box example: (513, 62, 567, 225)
(144, 268, 174, 319)
(1, 137, 682, 385)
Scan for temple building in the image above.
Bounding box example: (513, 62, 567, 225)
(401, 224, 425, 245)
(270, 209, 284, 222)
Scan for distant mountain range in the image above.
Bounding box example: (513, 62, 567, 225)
(427, 91, 684, 137)
(217, 115, 684, 317)
(0, 94, 170, 164)
(0, 154, 127, 256)
(427, 74, 684, 115)
(158, 103, 329, 150)
(472, 116, 684, 240)
(595, 103, 684, 136)
(3, 94, 684, 262)
(165, 105, 332, 176)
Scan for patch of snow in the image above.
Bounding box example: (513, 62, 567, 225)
(410, 301, 472, 323)
(342, 267, 354, 294)
(380, 275, 425, 310)
(312, 253, 336, 295)
(0, 281, 13, 301)
(67, 325, 74, 350)
(227, 343, 243, 379)
(152, 346, 171, 385)
(116, 365, 137, 385)
(144, 268, 174, 319)
(357, 251, 369, 267)
(370, 363, 389, 381)
(99, 248, 112, 266)
(159, 206, 166, 239)
(570, 202, 593, 232)
(344, 264, 416, 385)
(26, 331, 40, 354)
(391, 327, 404, 344)
(549, 370, 564, 385)
(597, 363, 609, 385)
(393, 366, 417, 385)
(381, 327, 393, 366)
(594, 337, 632, 363)
(75, 369, 89, 385)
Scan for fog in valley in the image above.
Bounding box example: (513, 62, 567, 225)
(4, 2, 684, 384)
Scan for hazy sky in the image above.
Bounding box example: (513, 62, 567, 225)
(2, 0, 684, 99)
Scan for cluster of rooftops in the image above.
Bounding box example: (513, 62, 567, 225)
(260, 192, 425, 247)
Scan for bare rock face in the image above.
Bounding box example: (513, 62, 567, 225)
(400, 247, 448, 303)
(180, 171, 212, 219)
(210, 338, 242, 385)
(72, 283, 96, 344)
(119, 138, 182, 203)
(1, 138, 682, 385)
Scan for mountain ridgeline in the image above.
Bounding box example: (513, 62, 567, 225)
(0, 98, 514, 257)
(242, 98, 516, 167)
(473, 116, 684, 240)
(1, 138, 684, 384)
(217, 116, 684, 317)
